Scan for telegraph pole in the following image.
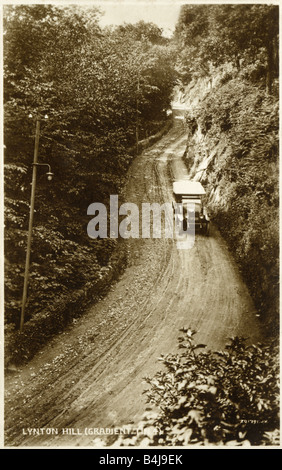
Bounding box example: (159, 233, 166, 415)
(20, 118, 40, 332)
(136, 72, 140, 154)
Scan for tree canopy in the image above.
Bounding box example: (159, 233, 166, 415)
(174, 4, 279, 92)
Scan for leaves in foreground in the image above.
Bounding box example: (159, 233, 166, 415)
(111, 329, 279, 447)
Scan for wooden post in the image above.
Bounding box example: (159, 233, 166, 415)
(20, 118, 40, 331)
(136, 72, 139, 154)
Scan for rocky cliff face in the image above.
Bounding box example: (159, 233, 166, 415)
(179, 68, 279, 336)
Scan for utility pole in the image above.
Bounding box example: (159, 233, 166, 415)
(20, 118, 40, 332)
(136, 72, 140, 155)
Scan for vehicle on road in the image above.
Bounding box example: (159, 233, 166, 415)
(173, 180, 210, 236)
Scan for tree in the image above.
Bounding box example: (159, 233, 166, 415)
(174, 4, 279, 92)
(212, 4, 279, 93)
(114, 20, 167, 45)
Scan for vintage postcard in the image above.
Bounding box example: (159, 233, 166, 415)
(1, 0, 280, 451)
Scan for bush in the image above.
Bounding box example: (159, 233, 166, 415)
(112, 329, 279, 447)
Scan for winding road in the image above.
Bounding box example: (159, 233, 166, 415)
(5, 113, 262, 447)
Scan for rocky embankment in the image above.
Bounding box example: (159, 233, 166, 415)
(178, 69, 279, 337)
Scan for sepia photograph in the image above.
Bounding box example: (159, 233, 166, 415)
(1, 0, 280, 450)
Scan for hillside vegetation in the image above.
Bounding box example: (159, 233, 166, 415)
(175, 4, 279, 336)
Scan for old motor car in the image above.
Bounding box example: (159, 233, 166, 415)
(173, 180, 210, 235)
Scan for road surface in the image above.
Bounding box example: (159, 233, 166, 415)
(4, 117, 262, 447)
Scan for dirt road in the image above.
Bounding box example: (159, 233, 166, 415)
(4, 117, 262, 447)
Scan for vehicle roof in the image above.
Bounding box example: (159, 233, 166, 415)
(173, 180, 206, 196)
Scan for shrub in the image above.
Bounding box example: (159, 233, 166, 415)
(113, 329, 279, 447)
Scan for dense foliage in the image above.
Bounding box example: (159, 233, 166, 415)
(4, 5, 175, 349)
(174, 4, 279, 93)
(112, 330, 279, 447)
